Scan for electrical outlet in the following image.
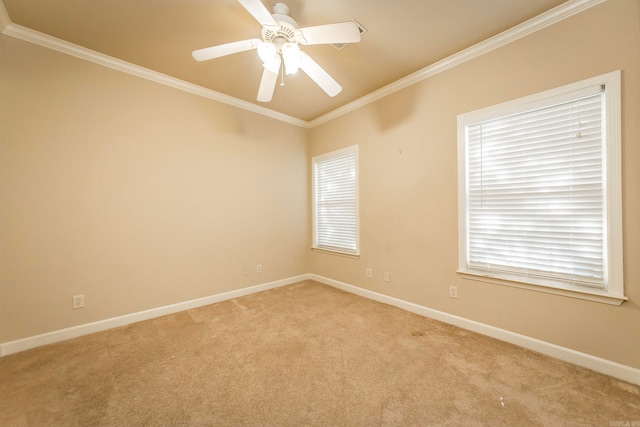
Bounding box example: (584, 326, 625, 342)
(384, 272, 390, 283)
(366, 268, 372, 278)
(242, 266, 248, 276)
(449, 286, 458, 299)
(72, 294, 85, 309)
(256, 264, 262, 274)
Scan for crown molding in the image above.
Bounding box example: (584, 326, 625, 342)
(0, 0, 606, 129)
(307, 0, 608, 128)
(0, 21, 308, 128)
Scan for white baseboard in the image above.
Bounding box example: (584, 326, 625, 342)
(3, 273, 638, 386)
(0, 274, 309, 357)
(309, 274, 640, 386)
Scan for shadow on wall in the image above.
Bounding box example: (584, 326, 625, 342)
(201, 98, 302, 145)
(371, 82, 421, 132)
(198, 100, 248, 135)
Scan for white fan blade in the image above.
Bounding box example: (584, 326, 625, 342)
(192, 38, 261, 62)
(237, 0, 278, 28)
(299, 52, 342, 97)
(296, 22, 361, 45)
(257, 57, 281, 102)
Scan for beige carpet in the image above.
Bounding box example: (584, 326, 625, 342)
(1, 280, 639, 426)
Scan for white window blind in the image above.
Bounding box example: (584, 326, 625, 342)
(313, 146, 359, 254)
(467, 91, 604, 287)
(458, 71, 624, 302)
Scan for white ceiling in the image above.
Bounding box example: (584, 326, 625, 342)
(2, 0, 579, 123)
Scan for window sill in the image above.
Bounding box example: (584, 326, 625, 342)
(457, 271, 627, 306)
(311, 247, 360, 259)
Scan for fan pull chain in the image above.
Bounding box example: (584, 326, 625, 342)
(280, 61, 285, 87)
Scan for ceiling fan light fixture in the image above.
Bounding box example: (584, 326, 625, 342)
(257, 41, 277, 63)
(263, 57, 281, 74)
(282, 43, 301, 75)
(192, 1, 363, 102)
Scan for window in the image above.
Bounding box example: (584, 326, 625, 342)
(457, 71, 624, 304)
(312, 145, 359, 255)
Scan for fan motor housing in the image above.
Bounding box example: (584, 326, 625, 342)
(262, 4, 299, 47)
(262, 20, 297, 46)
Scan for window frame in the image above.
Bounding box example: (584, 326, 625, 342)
(312, 145, 360, 256)
(457, 71, 625, 305)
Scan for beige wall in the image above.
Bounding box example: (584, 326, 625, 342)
(309, 0, 640, 369)
(1, 0, 639, 370)
(0, 35, 308, 343)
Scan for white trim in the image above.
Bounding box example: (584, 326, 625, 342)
(307, 0, 607, 128)
(0, 0, 605, 127)
(457, 71, 617, 124)
(0, 23, 307, 128)
(604, 70, 624, 297)
(2, 272, 638, 385)
(459, 272, 626, 306)
(0, 274, 309, 357)
(309, 274, 640, 386)
(310, 247, 360, 259)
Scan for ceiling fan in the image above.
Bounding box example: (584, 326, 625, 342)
(192, 0, 362, 102)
